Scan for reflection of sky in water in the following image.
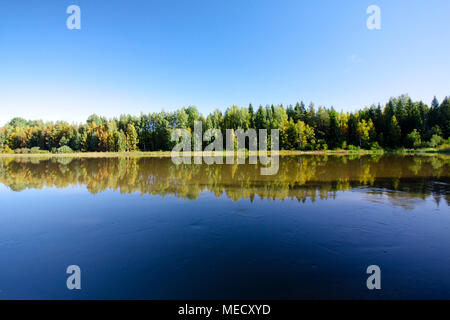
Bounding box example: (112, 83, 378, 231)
(362, 188, 444, 210)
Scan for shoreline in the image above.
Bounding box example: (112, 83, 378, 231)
(0, 149, 448, 158)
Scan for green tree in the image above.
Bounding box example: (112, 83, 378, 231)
(357, 119, 375, 148)
(0, 129, 6, 149)
(248, 104, 255, 128)
(406, 129, 422, 149)
(9, 117, 27, 128)
(255, 106, 267, 130)
(387, 116, 401, 148)
(117, 130, 127, 152)
(126, 124, 139, 151)
(280, 119, 299, 150)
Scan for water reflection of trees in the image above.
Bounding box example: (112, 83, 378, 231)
(0, 155, 448, 207)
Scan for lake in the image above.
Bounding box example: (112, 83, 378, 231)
(0, 154, 449, 299)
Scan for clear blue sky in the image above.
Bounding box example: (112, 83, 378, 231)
(0, 0, 449, 124)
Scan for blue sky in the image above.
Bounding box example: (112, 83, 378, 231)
(0, 0, 449, 124)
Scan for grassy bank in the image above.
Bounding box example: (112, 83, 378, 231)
(1, 148, 449, 158)
(411, 146, 450, 154)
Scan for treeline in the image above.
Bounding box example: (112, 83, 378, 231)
(0, 94, 449, 153)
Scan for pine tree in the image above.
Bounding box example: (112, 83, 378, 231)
(387, 116, 401, 147)
(248, 104, 255, 128)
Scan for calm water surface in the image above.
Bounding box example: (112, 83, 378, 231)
(0, 154, 449, 299)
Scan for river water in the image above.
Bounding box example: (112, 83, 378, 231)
(0, 154, 448, 299)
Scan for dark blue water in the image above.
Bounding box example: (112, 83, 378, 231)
(0, 155, 449, 299)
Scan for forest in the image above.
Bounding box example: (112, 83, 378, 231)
(0, 94, 449, 153)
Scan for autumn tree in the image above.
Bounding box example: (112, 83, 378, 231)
(126, 124, 139, 152)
